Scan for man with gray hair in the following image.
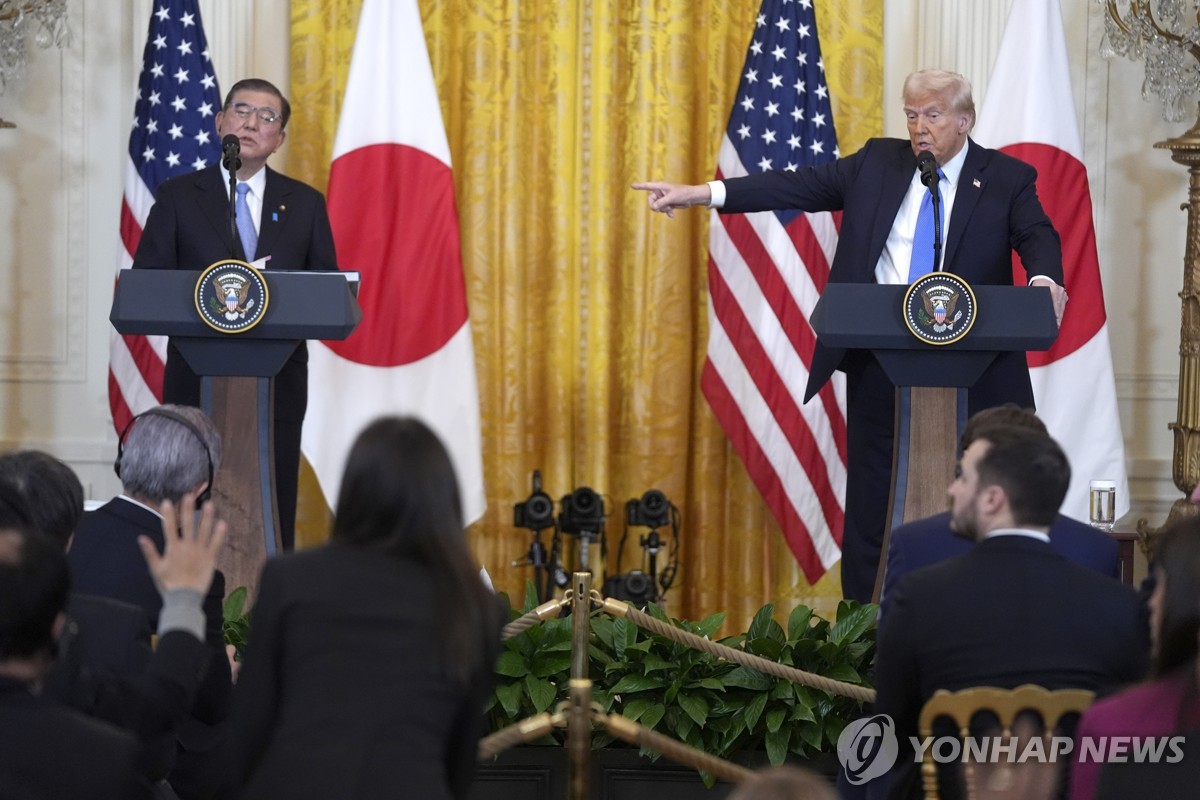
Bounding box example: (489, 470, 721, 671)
(69, 404, 231, 800)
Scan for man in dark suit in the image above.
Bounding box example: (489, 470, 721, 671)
(69, 405, 232, 800)
(634, 69, 1068, 603)
(878, 406, 1119, 616)
(872, 425, 1148, 800)
(132, 77, 338, 552)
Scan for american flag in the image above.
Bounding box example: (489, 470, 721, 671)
(110, 0, 222, 431)
(701, 0, 847, 582)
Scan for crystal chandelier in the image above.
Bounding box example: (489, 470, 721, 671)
(1101, 0, 1200, 123)
(0, 0, 70, 96)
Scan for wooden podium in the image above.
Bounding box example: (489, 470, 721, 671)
(808, 283, 1058, 599)
(110, 269, 361, 597)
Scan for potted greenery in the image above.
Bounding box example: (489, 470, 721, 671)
(478, 585, 876, 798)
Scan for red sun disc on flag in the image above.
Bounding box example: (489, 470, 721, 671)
(1003, 142, 1106, 367)
(326, 143, 469, 367)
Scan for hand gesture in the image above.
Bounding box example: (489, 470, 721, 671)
(139, 491, 228, 595)
(631, 181, 711, 218)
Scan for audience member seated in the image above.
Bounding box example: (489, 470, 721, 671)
(0, 520, 153, 799)
(227, 417, 504, 800)
(879, 406, 1118, 616)
(727, 764, 837, 799)
(872, 424, 1149, 800)
(1070, 516, 1200, 799)
(0, 450, 215, 784)
(68, 405, 232, 800)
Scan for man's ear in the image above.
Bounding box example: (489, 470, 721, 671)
(978, 483, 1007, 516)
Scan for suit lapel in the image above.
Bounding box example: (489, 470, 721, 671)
(191, 166, 244, 261)
(256, 167, 292, 266)
(943, 139, 988, 273)
(867, 145, 919, 272)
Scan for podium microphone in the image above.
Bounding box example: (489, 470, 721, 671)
(915, 150, 943, 272)
(916, 150, 937, 189)
(221, 134, 242, 173)
(223, 135, 241, 258)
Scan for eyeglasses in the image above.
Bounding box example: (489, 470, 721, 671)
(228, 102, 282, 126)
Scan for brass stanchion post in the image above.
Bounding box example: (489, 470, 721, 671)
(567, 572, 593, 800)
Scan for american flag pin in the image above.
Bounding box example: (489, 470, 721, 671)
(973, 178, 981, 188)
(272, 212, 278, 222)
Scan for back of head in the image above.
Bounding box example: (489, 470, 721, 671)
(961, 405, 1045, 452)
(0, 526, 69, 660)
(1149, 517, 1200, 675)
(902, 68, 976, 129)
(973, 425, 1069, 528)
(117, 405, 222, 505)
(0, 451, 84, 550)
(332, 416, 465, 555)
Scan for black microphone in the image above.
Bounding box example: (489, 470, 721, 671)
(221, 134, 241, 173)
(916, 150, 938, 189)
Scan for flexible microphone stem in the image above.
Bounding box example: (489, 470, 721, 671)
(221, 134, 241, 259)
(916, 151, 943, 272)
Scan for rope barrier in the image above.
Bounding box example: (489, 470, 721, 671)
(500, 592, 572, 642)
(478, 711, 563, 760)
(592, 592, 876, 704)
(597, 709, 755, 784)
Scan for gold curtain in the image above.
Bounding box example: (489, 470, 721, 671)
(289, 0, 883, 633)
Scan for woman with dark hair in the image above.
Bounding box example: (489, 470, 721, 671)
(1070, 517, 1200, 799)
(229, 417, 502, 799)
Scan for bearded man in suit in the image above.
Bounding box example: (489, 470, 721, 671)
(878, 405, 1120, 616)
(634, 69, 1068, 603)
(133, 77, 338, 553)
(872, 424, 1147, 799)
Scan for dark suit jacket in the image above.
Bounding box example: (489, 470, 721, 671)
(873, 535, 1149, 800)
(722, 137, 1063, 408)
(879, 512, 1120, 616)
(228, 545, 503, 800)
(68, 497, 231, 797)
(45, 601, 208, 782)
(0, 677, 153, 800)
(131, 164, 338, 423)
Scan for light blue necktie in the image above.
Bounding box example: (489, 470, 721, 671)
(907, 168, 946, 282)
(235, 183, 258, 262)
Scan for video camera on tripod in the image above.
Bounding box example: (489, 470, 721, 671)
(605, 489, 679, 608)
(511, 470, 564, 602)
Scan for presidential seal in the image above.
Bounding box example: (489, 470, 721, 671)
(902, 273, 977, 345)
(195, 260, 269, 334)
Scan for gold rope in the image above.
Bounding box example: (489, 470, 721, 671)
(593, 592, 875, 704)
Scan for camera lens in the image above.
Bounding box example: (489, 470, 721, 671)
(526, 494, 553, 525)
(624, 571, 650, 596)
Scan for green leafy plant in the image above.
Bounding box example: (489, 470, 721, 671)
(487, 583, 877, 774)
(223, 585, 251, 659)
